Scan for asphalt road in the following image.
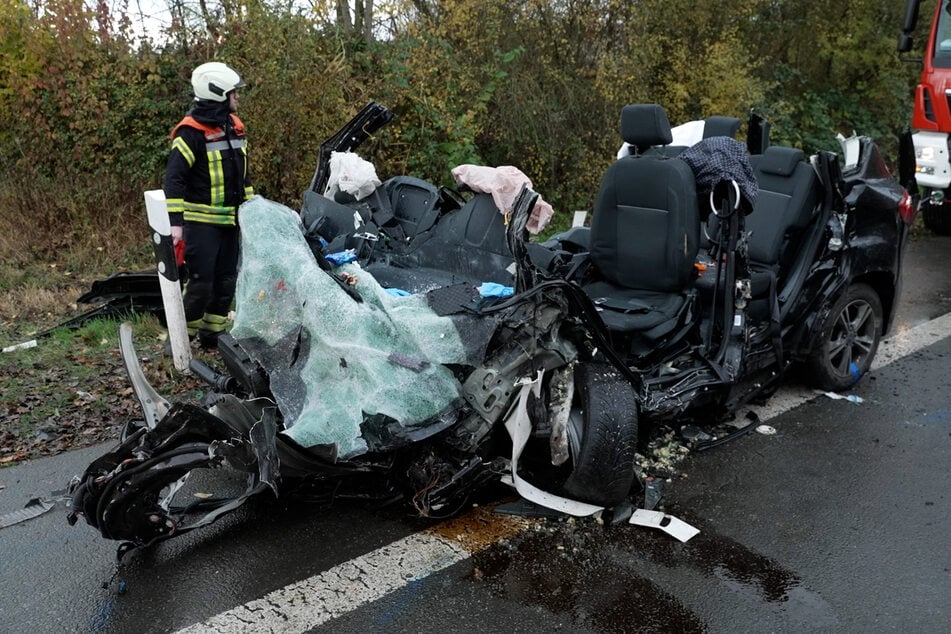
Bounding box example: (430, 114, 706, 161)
(1, 234, 949, 634)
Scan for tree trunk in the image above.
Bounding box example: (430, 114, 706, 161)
(362, 0, 373, 43)
(336, 0, 352, 31)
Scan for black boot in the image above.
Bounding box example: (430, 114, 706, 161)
(197, 331, 220, 351)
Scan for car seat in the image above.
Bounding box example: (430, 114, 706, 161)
(366, 192, 515, 292)
(702, 116, 742, 140)
(696, 145, 820, 320)
(384, 175, 442, 241)
(583, 104, 701, 344)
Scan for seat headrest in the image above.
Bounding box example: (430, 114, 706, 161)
(758, 146, 805, 176)
(702, 116, 741, 139)
(620, 104, 673, 150)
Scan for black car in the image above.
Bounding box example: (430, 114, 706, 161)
(68, 102, 915, 551)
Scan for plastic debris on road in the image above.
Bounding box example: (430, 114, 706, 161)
(0, 497, 56, 529)
(818, 391, 864, 404)
(643, 477, 663, 510)
(2, 339, 38, 353)
(629, 509, 700, 542)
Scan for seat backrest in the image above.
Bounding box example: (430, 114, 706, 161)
(405, 193, 514, 285)
(384, 175, 441, 239)
(590, 105, 700, 293)
(746, 146, 820, 266)
(703, 116, 742, 139)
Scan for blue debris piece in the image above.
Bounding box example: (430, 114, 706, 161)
(478, 282, 514, 298)
(325, 249, 357, 265)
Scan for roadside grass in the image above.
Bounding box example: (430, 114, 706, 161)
(0, 185, 215, 466)
(0, 308, 221, 465)
(0, 173, 213, 466)
(0, 310, 221, 465)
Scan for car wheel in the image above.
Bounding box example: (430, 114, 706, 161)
(807, 283, 883, 391)
(561, 362, 639, 506)
(922, 200, 951, 235)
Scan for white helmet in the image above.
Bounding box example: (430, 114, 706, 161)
(191, 62, 245, 102)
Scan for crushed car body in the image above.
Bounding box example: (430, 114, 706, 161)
(67, 102, 914, 552)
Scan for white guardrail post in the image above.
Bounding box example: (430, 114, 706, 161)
(144, 189, 191, 371)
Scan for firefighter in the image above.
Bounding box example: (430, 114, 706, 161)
(164, 62, 253, 350)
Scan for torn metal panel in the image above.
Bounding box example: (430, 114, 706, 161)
(547, 364, 574, 466)
(119, 322, 169, 430)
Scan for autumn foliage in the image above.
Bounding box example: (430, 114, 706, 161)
(0, 0, 921, 269)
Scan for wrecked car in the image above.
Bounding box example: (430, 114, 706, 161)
(67, 102, 915, 552)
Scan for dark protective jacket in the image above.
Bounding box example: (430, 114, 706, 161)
(164, 102, 253, 226)
(679, 136, 758, 212)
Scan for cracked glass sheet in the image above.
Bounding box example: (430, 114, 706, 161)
(233, 197, 470, 458)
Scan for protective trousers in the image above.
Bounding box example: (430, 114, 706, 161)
(182, 222, 239, 345)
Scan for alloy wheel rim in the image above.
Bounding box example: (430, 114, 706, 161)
(827, 299, 877, 378)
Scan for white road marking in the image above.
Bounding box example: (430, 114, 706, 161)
(175, 509, 530, 633)
(175, 533, 468, 633)
(872, 311, 951, 368)
(750, 310, 951, 421)
(176, 311, 951, 633)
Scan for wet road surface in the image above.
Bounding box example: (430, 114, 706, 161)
(325, 333, 951, 633)
(1, 234, 949, 633)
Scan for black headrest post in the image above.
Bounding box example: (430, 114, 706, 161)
(746, 112, 771, 155)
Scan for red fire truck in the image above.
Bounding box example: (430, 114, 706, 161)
(899, 0, 951, 233)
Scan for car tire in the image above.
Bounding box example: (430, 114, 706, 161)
(807, 283, 883, 391)
(561, 362, 639, 506)
(922, 201, 951, 235)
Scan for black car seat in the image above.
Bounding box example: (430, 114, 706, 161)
(366, 192, 515, 292)
(702, 116, 742, 140)
(412, 192, 514, 283)
(697, 145, 820, 317)
(384, 175, 442, 241)
(745, 146, 821, 315)
(583, 104, 701, 343)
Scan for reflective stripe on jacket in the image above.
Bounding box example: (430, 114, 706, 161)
(164, 114, 253, 226)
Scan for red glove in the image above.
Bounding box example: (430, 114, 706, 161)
(174, 239, 186, 267)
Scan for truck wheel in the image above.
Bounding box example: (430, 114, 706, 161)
(561, 362, 639, 506)
(922, 201, 951, 235)
(807, 283, 883, 391)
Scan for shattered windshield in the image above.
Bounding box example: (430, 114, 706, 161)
(232, 197, 477, 458)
